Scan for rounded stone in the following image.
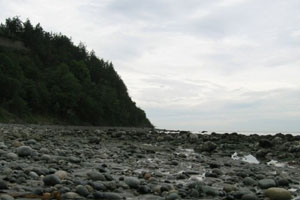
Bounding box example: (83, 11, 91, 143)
(243, 177, 257, 186)
(242, 193, 258, 200)
(43, 174, 61, 186)
(87, 171, 106, 181)
(0, 180, 8, 189)
(165, 193, 181, 200)
(223, 184, 236, 193)
(0, 194, 14, 200)
(124, 177, 140, 189)
(76, 185, 89, 197)
(61, 192, 84, 199)
(54, 170, 68, 180)
(6, 152, 18, 160)
(258, 179, 276, 189)
(16, 146, 33, 157)
(29, 171, 39, 179)
(264, 187, 292, 200)
(93, 192, 122, 200)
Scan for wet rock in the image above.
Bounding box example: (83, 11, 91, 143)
(165, 193, 181, 200)
(124, 177, 140, 189)
(55, 170, 68, 180)
(243, 177, 257, 186)
(93, 192, 122, 200)
(76, 185, 89, 197)
(29, 171, 39, 179)
(0, 194, 14, 200)
(92, 181, 107, 191)
(242, 193, 258, 200)
(6, 152, 18, 160)
(264, 187, 292, 200)
(223, 184, 236, 193)
(87, 171, 106, 181)
(43, 174, 61, 186)
(259, 139, 273, 148)
(61, 192, 84, 199)
(142, 194, 164, 200)
(277, 178, 289, 186)
(16, 146, 33, 157)
(0, 180, 8, 189)
(195, 141, 217, 152)
(258, 178, 276, 189)
(138, 185, 152, 194)
(202, 186, 218, 196)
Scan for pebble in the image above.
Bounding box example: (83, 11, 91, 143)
(54, 170, 68, 180)
(76, 185, 90, 197)
(165, 193, 181, 200)
(258, 178, 276, 189)
(0, 125, 299, 200)
(242, 193, 258, 200)
(87, 171, 106, 181)
(16, 146, 33, 157)
(0, 180, 8, 189)
(124, 177, 140, 189)
(43, 174, 61, 186)
(93, 192, 122, 200)
(0, 194, 14, 200)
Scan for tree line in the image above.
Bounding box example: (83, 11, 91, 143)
(0, 17, 153, 127)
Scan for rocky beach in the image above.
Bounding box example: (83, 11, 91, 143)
(0, 124, 299, 200)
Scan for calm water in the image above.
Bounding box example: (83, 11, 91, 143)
(191, 130, 300, 136)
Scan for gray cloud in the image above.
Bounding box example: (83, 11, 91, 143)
(1, 0, 300, 132)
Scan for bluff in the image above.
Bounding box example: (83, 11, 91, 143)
(0, 17, 153, 127)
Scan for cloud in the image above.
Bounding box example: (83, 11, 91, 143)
(1, 0, 300, 132)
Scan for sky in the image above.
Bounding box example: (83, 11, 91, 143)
(1, 0, 300, 132)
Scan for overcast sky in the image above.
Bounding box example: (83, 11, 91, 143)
(1, 0, 300, 132)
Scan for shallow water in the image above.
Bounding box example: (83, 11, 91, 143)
(267, 159, 286, 167)
(231, 152, 260, 164)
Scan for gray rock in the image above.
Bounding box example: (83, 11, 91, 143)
(234, 188, 253, 199)
(29, 171, 39, 179)
(141, 194, 164, 200)
(195, 141, 217, 152)
(16, 146, 33, 157)
(43, 174, 61, 186)
(87, 171, 106, 181)
(202, 186, 218, 196)
(124, 177, 140, 189)
(76, 185, 89, 197)
(277, 178, 289, 186)
(69, 156, 81, 163)
(0, 194, 14, 200)
(243, 177, 257, 186)
(223, 184, 236, 193)
(6, 152, 18, 160)
(258, 178, 276, 189)
(259, 139, 273, 148)
(92, 181, 107, 191)
(93, 192, 122, 200)
(61, 192, 84, 199)
(242, 193, 258, 200)
(165, 193, 181, 200)
(0, 142, 7, 149)
(0, 180, 8, 189)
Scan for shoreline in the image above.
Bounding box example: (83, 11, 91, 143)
(0, 123, 299, 199)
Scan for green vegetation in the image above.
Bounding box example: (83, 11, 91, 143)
(0, 17, 153, 127)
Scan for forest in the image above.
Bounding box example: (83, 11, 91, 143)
(0, 17, 153, 127)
